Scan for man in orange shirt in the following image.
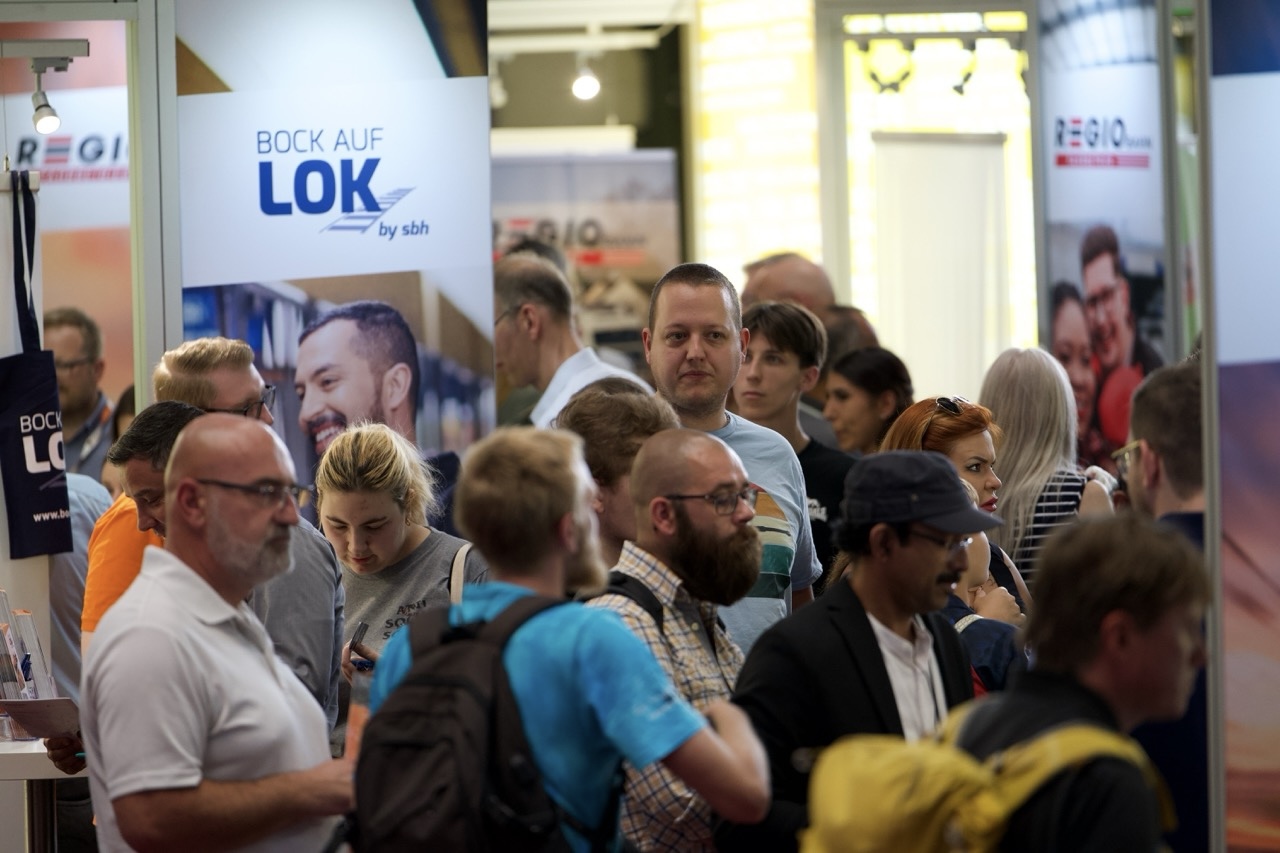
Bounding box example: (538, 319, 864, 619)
(77, 337, 344, 720)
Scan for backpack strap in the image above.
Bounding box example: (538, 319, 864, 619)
(550, 761, 627, 853)
(940, 703, 1176, 835)
(603, 570, 664, 633)
(993, 723, 1177, 833)
(475, 594, 567, 647)
(449, 542, 472, 605)
(408, 592, 565, 656)
(406, 606, 454, 659)
(467, 593, 623, 852)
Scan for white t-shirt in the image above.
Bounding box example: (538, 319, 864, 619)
(82, 545, 336, 853)
(531, 347, 650, 428)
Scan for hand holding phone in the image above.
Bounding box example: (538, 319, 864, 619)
(349, 621, 369, 649)
(341, 622, 379, 682)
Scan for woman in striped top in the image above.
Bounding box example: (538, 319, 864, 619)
(979, 347, 1113, 588)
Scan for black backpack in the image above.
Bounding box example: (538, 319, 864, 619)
(350, 595, 623, 853)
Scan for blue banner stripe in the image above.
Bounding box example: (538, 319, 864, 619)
(1212, 0, 1280, 76)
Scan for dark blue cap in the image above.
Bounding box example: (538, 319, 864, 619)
(841, 450, 1003, 534)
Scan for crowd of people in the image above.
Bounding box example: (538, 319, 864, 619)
(32, 248, 1208, 852)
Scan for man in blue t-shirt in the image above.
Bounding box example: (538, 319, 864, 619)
(643, 262, 822, 652)
(369, 427, 769, 851)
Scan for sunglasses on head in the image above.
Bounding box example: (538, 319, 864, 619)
(922, 396, 968, 444)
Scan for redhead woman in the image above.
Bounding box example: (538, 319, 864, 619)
(880, 396, 1032, 610)
(821, 346, 914, 455)
(314, 423, 488, 680)
(980, 347, 1113, 587)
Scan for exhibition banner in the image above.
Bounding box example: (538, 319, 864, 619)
(179, 78, 490, 287)
(175, 0, 493, 481)
(1208, 0, 1280, 846)
(492, 152, 681, 283)
(1037, 0, 1168, 473)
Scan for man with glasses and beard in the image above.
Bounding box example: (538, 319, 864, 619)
(81, 416, 354, 852)
(588, 429, 761, 852)
(369, 427, 771, 852)
(717, 451, 995, 853)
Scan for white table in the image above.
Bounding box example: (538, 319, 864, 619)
(0, 740, 84, 851)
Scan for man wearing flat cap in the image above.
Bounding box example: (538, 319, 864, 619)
(716, 451, 1001, 853)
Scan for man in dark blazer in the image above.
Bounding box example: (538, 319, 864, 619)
(716, 450, 1001, 852)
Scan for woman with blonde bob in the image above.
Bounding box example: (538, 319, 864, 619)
(979, 347, 1113, 587)
(880, 396, 1031, 611)
(314, 423, 487, 681)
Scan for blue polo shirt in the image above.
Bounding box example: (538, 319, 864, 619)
(370, 582, 706, 851)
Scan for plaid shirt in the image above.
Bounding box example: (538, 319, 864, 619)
(589, 542, 745, 852)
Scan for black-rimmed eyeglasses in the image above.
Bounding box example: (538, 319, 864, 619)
(205, 385, 276, 419)
(196, 478, 311, 509)
(664, 487, 759, 516)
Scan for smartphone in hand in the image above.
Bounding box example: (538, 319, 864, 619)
(348, 621, 378, 670)
(349, 621, 369, 649)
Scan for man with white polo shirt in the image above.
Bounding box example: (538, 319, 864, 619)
(82, 415, 352, 852)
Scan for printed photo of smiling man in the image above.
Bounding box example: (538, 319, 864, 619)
(295, 299, 420, 462)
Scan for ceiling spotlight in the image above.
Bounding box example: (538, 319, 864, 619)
(30, 57, 72, 136)
(572, 57, 600, 100)
(32, 88, 58, 134)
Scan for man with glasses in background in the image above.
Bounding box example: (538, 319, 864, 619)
(717, 451, 994, 853)
(587, 429, 761, 851)
(491, 252, 649, 428)
(80, 415, 353, 852)
(44, 307, 114, 482)
(77, 337, 344, 726)
(1113, 360, 1209, 853)
(1080, 225, 1163, 446)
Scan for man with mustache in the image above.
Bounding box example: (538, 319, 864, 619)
(718, 451, 996, 853)
(369, 427, 770, 851)
(588, 428, 762, 851)
(81, 416, 354, 852)
(295, 300, 419, 459)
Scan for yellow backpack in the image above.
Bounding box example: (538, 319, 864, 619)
(800, 703, 1175, 853)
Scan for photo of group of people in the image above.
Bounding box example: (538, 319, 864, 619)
(1047, 224, 1165, 473)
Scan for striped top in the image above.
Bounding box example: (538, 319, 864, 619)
(1013, 469, 1086, 588)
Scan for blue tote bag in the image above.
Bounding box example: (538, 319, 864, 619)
(0, 170, 72, 558)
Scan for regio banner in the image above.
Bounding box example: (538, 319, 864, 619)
(1037, 0, 1168, 475)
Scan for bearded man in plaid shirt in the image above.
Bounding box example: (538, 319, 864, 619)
(588, 428, 762, 851)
